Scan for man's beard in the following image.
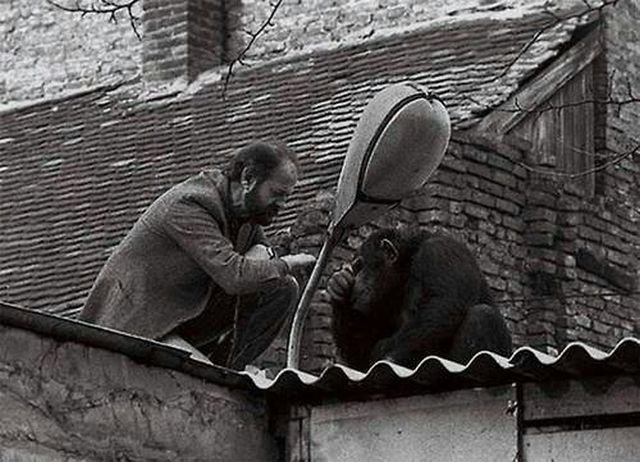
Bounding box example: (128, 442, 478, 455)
(245, 190, 279, 225)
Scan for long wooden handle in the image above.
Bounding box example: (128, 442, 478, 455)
(286, 228, 344, 369)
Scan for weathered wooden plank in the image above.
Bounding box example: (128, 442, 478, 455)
(524, 427, 640, 461)
(476, 26, 602, 135)
(523, 375, 640, 421)
(509, 61, 597, 194)
(581, 64, 596, 194)
(308, 386, 517, 462)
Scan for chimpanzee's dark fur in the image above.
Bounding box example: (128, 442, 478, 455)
(332, 228, 512, 370)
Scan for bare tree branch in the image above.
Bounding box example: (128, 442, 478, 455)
(498, 0, 619, 79)
(464, 88, 640, 118)
(47, 0, 284, 95)
(462, 54, 640, 180)
(495, 289, 640, 305)
(46, 0, 141, 39)
(518, 142, 639, 180)
(222, 0, 285, 97)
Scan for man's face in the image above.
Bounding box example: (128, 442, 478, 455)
(244, 161, 297, 225)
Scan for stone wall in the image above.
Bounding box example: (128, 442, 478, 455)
(0, 323, 278, 460)
(241, 0, 571, 60)
(3, 0, 580, 106)
(0, 0, 141, 108)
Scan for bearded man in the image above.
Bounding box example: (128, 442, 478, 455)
(80, 141, 315, 369)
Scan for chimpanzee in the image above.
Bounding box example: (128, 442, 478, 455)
(326, 227, 512, 370)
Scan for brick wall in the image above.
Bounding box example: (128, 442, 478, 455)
(142, 0, 244, 84)
(398, 135, 530, 345)
(257, 123, 639, 373)
(0, 0, 141, 108)
(521, 0, 640, 354)
(603, 0, 640, 208)
(256, 134, 532, 373)
(565, 0, 640, 350)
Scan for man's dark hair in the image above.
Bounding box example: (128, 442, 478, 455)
(226, 140, 299, 182)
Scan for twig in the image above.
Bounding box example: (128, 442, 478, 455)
(495, 289, 640, 305)
(517, 142, 639, 179)
(465, 92, 640, 119)
(222, 0, 285, 97)
(47, 0, 284, 92)
(498, 0, 619, 79)
(46, 0, 141, 40)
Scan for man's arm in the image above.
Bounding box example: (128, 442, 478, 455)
(253, 226, 270, 247)
(164, 196, 290, 295)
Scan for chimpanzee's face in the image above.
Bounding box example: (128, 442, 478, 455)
(350, 241, 403, 315)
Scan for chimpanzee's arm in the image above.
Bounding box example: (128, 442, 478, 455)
(325, 265, 379, 370)
(332, 301, 376, 369)
(371, 290, 468, 367)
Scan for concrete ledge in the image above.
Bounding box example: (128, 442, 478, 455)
(0, 318, 278, 460)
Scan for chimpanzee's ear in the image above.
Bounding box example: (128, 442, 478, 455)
(380, 238, 399, 264)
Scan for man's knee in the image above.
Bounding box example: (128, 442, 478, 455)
(260, 275, 299, 313)
(279, 275, 299, 312)
(228, 276, 300, 370)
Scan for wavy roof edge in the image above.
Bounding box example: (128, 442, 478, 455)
(1, 301, 637, 399)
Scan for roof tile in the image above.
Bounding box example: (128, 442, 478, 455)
(1, 12, 587, 314)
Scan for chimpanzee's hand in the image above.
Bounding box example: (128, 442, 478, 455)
(324, 264, 356, 307)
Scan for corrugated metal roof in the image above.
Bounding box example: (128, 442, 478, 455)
(245, 338, 640, 398)
(2, 301, 637, 399)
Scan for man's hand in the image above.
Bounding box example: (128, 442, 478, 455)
(324, 264, 356, 307)
(281, 253, 317, 272)
(244, 244, 274, 260)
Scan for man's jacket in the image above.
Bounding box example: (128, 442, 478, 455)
(80, 169, 289, 340)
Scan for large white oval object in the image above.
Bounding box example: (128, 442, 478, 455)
(331, 82, 451, 231)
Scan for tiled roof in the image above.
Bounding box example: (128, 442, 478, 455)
(1, 301, 637, 399)
(0, 11, 589, 317)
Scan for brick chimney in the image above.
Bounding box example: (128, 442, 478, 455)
(142, 0, 241, 84)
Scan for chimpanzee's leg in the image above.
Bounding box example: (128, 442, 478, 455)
(448, 304, 512, 364)
(371, 277, 469, 367)
(227, 276, 299, 370)
(333, 305, 380, 371)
